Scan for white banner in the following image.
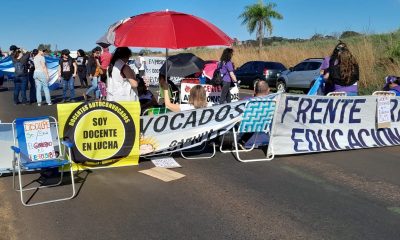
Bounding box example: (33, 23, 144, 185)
(143, 56, 182, 86)
(269, 94, 400, 156)
(180, 82, 239, 104)
(140, 100, 247, 155)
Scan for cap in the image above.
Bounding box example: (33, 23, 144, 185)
(9, 45, 18, 51)
(384, 75, 398, 88)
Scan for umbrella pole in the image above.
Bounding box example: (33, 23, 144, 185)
(165, 48, 168, 80)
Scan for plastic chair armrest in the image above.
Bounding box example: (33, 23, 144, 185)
(11, 146, 21, 153)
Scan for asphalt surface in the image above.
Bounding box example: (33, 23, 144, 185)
(0, 81, 400, 240)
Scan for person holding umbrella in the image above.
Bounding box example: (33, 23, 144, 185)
(106, 47, 138, 101)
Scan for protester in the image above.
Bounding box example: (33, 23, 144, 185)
(83, 47, 102, 101)
(33, 49, 52, 106)
(58, 49, 77, 102)
(137, 52, 146, 77)
(10, 45, 30, 105)
(76, 49, 88, 88)
(27, 50, 37, 103)
(238, 80, 271, 149)
(158, 73, 180, 104)
(160, 77, 206, 112)
(383, 75, 400, 96)
(218, 48, 237, 104)
(106, 47, 138, 101)
(323, 42, 359, 96)
(100, 47, 112, 83)
(138, 76, 158, 113)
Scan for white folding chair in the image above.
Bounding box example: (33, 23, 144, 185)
(372, 91, 396, 96)
(11, 116, 76, 206)
(327, 91, 347, 97)
(220, 98, 276, 162)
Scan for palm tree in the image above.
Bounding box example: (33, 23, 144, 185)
(239, 1, 283, 51)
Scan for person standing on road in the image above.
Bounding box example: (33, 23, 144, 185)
(58, 49, 77, 102)
(137, 52, 146, 78)
(10, 45, 30, 105)
(100, 47, 112, 83)
(83, 47, 102, 101)
(218, 48, 237, 104)
(324, 42, 359, 96)
(27, 50, 37, 103)
(76, 49, 88, 88)
(33, 49, 52, 106)
(106, 47, 138, 101)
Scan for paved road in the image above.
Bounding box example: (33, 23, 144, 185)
(0, 83, 399, 240)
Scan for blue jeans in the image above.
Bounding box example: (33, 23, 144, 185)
(34, 72, 51, 104)
(62, 77, 75, 100)
(13, 76, 28, 104)
(86, 76, 100, 99)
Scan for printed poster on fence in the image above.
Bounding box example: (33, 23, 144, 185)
(143, 56, 182, 86)
(180, 82, 239, 104)
(57, 101, 140, 170)
(269, 94, 400, 156)
(24, 119, 56, 161)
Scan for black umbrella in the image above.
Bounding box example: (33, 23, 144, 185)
(159, 53, 205, 77)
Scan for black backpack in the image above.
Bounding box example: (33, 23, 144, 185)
(14, 60, 26, 77)
(210, 62, 225, 86)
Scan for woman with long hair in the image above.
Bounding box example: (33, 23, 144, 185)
(218, 48, 237, 104)
(83, 47, 101, 101)
(76, 49, 88, 88)
(160, 77, 207, 112)
(106, 47, 138, 101)
(33, 49, 52, 106)
(324, 42, 359, 96)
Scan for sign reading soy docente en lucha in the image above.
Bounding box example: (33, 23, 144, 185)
(57, 101, 140, 169)
(140, 100, 248, 155)
(269, 94, 400, 156)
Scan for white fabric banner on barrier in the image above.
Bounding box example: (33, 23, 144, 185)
(180, 83, 239, 104)
(269, 94, 400, 156)
(140, 100, 247, 155)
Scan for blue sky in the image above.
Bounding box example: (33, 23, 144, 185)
(1, 0, 399, 52)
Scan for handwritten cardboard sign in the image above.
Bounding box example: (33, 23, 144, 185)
(24, 119, 55, 161)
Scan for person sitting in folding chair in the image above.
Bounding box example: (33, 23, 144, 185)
(238, 79, 271, 149)
(160, 76, 207, 112)
(158, 74, 180, 104)
(10, 116, 76, 206)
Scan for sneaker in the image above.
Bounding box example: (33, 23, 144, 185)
(37, 103, 41, 107)
(48, 102, 52, 106)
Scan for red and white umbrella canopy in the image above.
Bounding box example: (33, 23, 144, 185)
(97, 10, 233, 49)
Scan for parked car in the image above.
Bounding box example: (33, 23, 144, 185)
(276, 58, 323, 93)
(234, 61, 286, 89)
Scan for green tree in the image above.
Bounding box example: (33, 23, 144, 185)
(239, 1, 283, 52)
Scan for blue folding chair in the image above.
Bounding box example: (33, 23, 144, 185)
(11, 116, 76, 206)
(220, 98, 276, 162)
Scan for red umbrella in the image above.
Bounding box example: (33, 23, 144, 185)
(97, 10, 233, 49)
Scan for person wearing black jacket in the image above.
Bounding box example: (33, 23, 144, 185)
(10, 46, 30, 104)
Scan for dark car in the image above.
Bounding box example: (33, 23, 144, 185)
(234, 61, 286, 89)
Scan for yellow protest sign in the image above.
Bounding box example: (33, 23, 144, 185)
(57, 101, 140, 170)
